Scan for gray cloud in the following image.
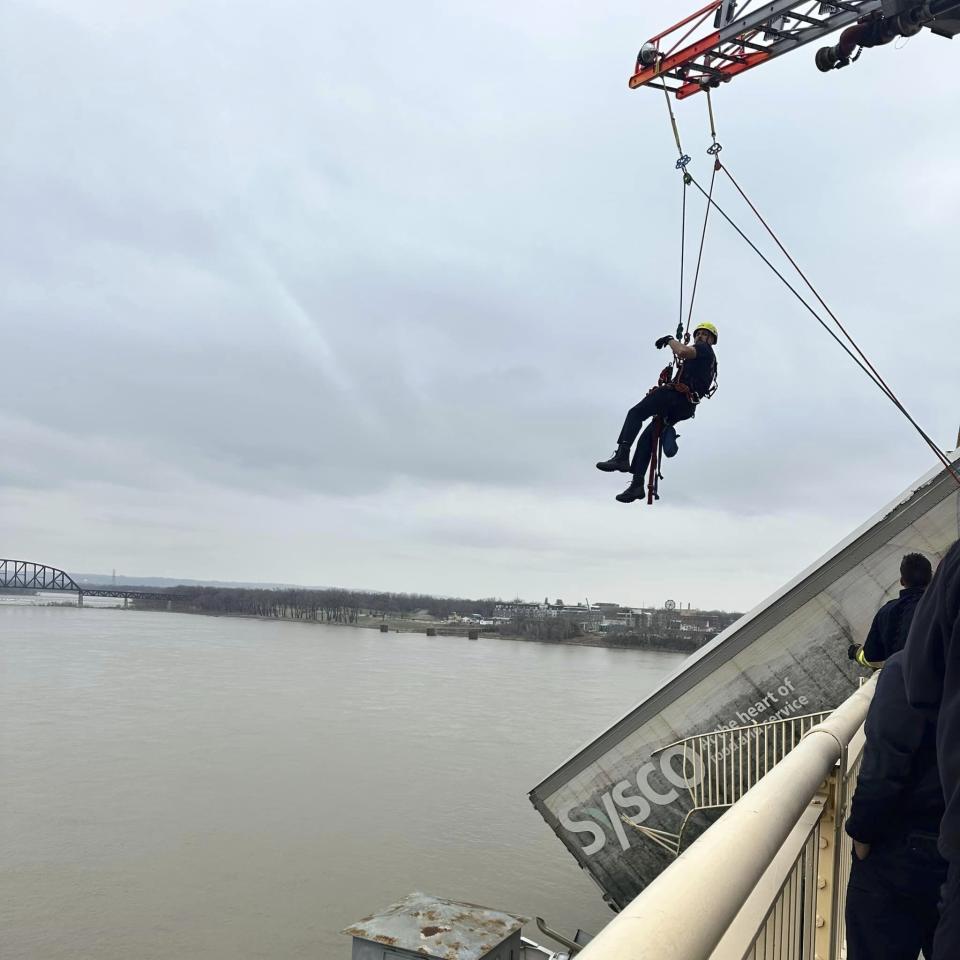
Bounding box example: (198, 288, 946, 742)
(1, 0, 956, 609)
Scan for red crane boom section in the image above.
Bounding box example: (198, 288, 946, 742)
(629, 0, 882, 98)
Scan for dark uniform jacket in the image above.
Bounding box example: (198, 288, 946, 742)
(846, 652, 943, 844)
(861, 586, 927, 666)
(678, 342, 716, 399)
(903, 539, 960, 860)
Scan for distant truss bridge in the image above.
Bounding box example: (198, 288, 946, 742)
(0, 559, 186, 604)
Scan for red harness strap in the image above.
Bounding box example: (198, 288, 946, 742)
(644, 357, 696, 505)
(640, 365, 676, 505)
(646, 418, 664, 505)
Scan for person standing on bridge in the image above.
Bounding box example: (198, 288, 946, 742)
(843, 649, 945, 960)
(848, 552, 933, 669)
(902, 539, 960, 960)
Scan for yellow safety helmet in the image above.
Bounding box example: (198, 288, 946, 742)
(693, 322, 718, 342)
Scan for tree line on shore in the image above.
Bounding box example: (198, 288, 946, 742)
(135, 584, 499, 624)
(507, 614, 583, 641)
(134, 586, 725, 649)
(136, 586, 728, 653)
(135, 584, 586, 642)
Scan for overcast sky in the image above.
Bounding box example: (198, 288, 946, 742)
(2, 0, 957, 611)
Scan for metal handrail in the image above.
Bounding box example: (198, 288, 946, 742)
(576, 676, 877, 960)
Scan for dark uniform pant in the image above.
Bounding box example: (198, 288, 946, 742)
(845, 832, 945, 960)
(617, 386, 695, 476)
(934, 861, 960, 960)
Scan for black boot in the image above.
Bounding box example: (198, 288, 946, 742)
(596, 442, 631, 473)
(615, 474, 647, 503)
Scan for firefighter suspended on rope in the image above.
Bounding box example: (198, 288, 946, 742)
(596, 322, 718, 504)
(597, 82, 722, 506)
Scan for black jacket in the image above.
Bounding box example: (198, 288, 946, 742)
(861, 586, 927, 666)
(903, 539, 960, 860)
(679, 342, 716, 398)
(846, 652, 943, 844)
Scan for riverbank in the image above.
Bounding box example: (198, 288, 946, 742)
(136, 604, 711, 653)
(334, 614, 712, 653)
(3, 592, 716, 653)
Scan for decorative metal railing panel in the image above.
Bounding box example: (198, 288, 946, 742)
(627, 711, 832, 856)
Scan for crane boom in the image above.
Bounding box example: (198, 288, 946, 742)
(631, 0, 960, 99)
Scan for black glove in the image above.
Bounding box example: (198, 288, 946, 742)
(847, 643, 860, 662)
(655, 335, 673, 350)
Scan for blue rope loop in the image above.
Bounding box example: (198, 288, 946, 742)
(675, 154, 692, 171)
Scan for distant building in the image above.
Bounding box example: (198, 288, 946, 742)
(493, 600, 605, 629)
(493, 601, 543, 619)
(609, 606, 742, 647)
(494, 598, 741, 646)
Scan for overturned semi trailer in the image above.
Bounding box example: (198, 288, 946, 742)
(530, 454, 960, 910)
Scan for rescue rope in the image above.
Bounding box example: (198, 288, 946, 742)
(679, 174, 687, 333)
(684, 156, 718, 338)
(662, 87, 721, 341)
(679, 90, 721, 391)
(684, 166, 960, 486)
(685, 88, 722, 339)
(663, 88, 692, 337)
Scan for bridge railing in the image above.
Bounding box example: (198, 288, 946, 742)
(576, 676, 876, 960)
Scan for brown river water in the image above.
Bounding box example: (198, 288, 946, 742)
(0, 603, 685, 959)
